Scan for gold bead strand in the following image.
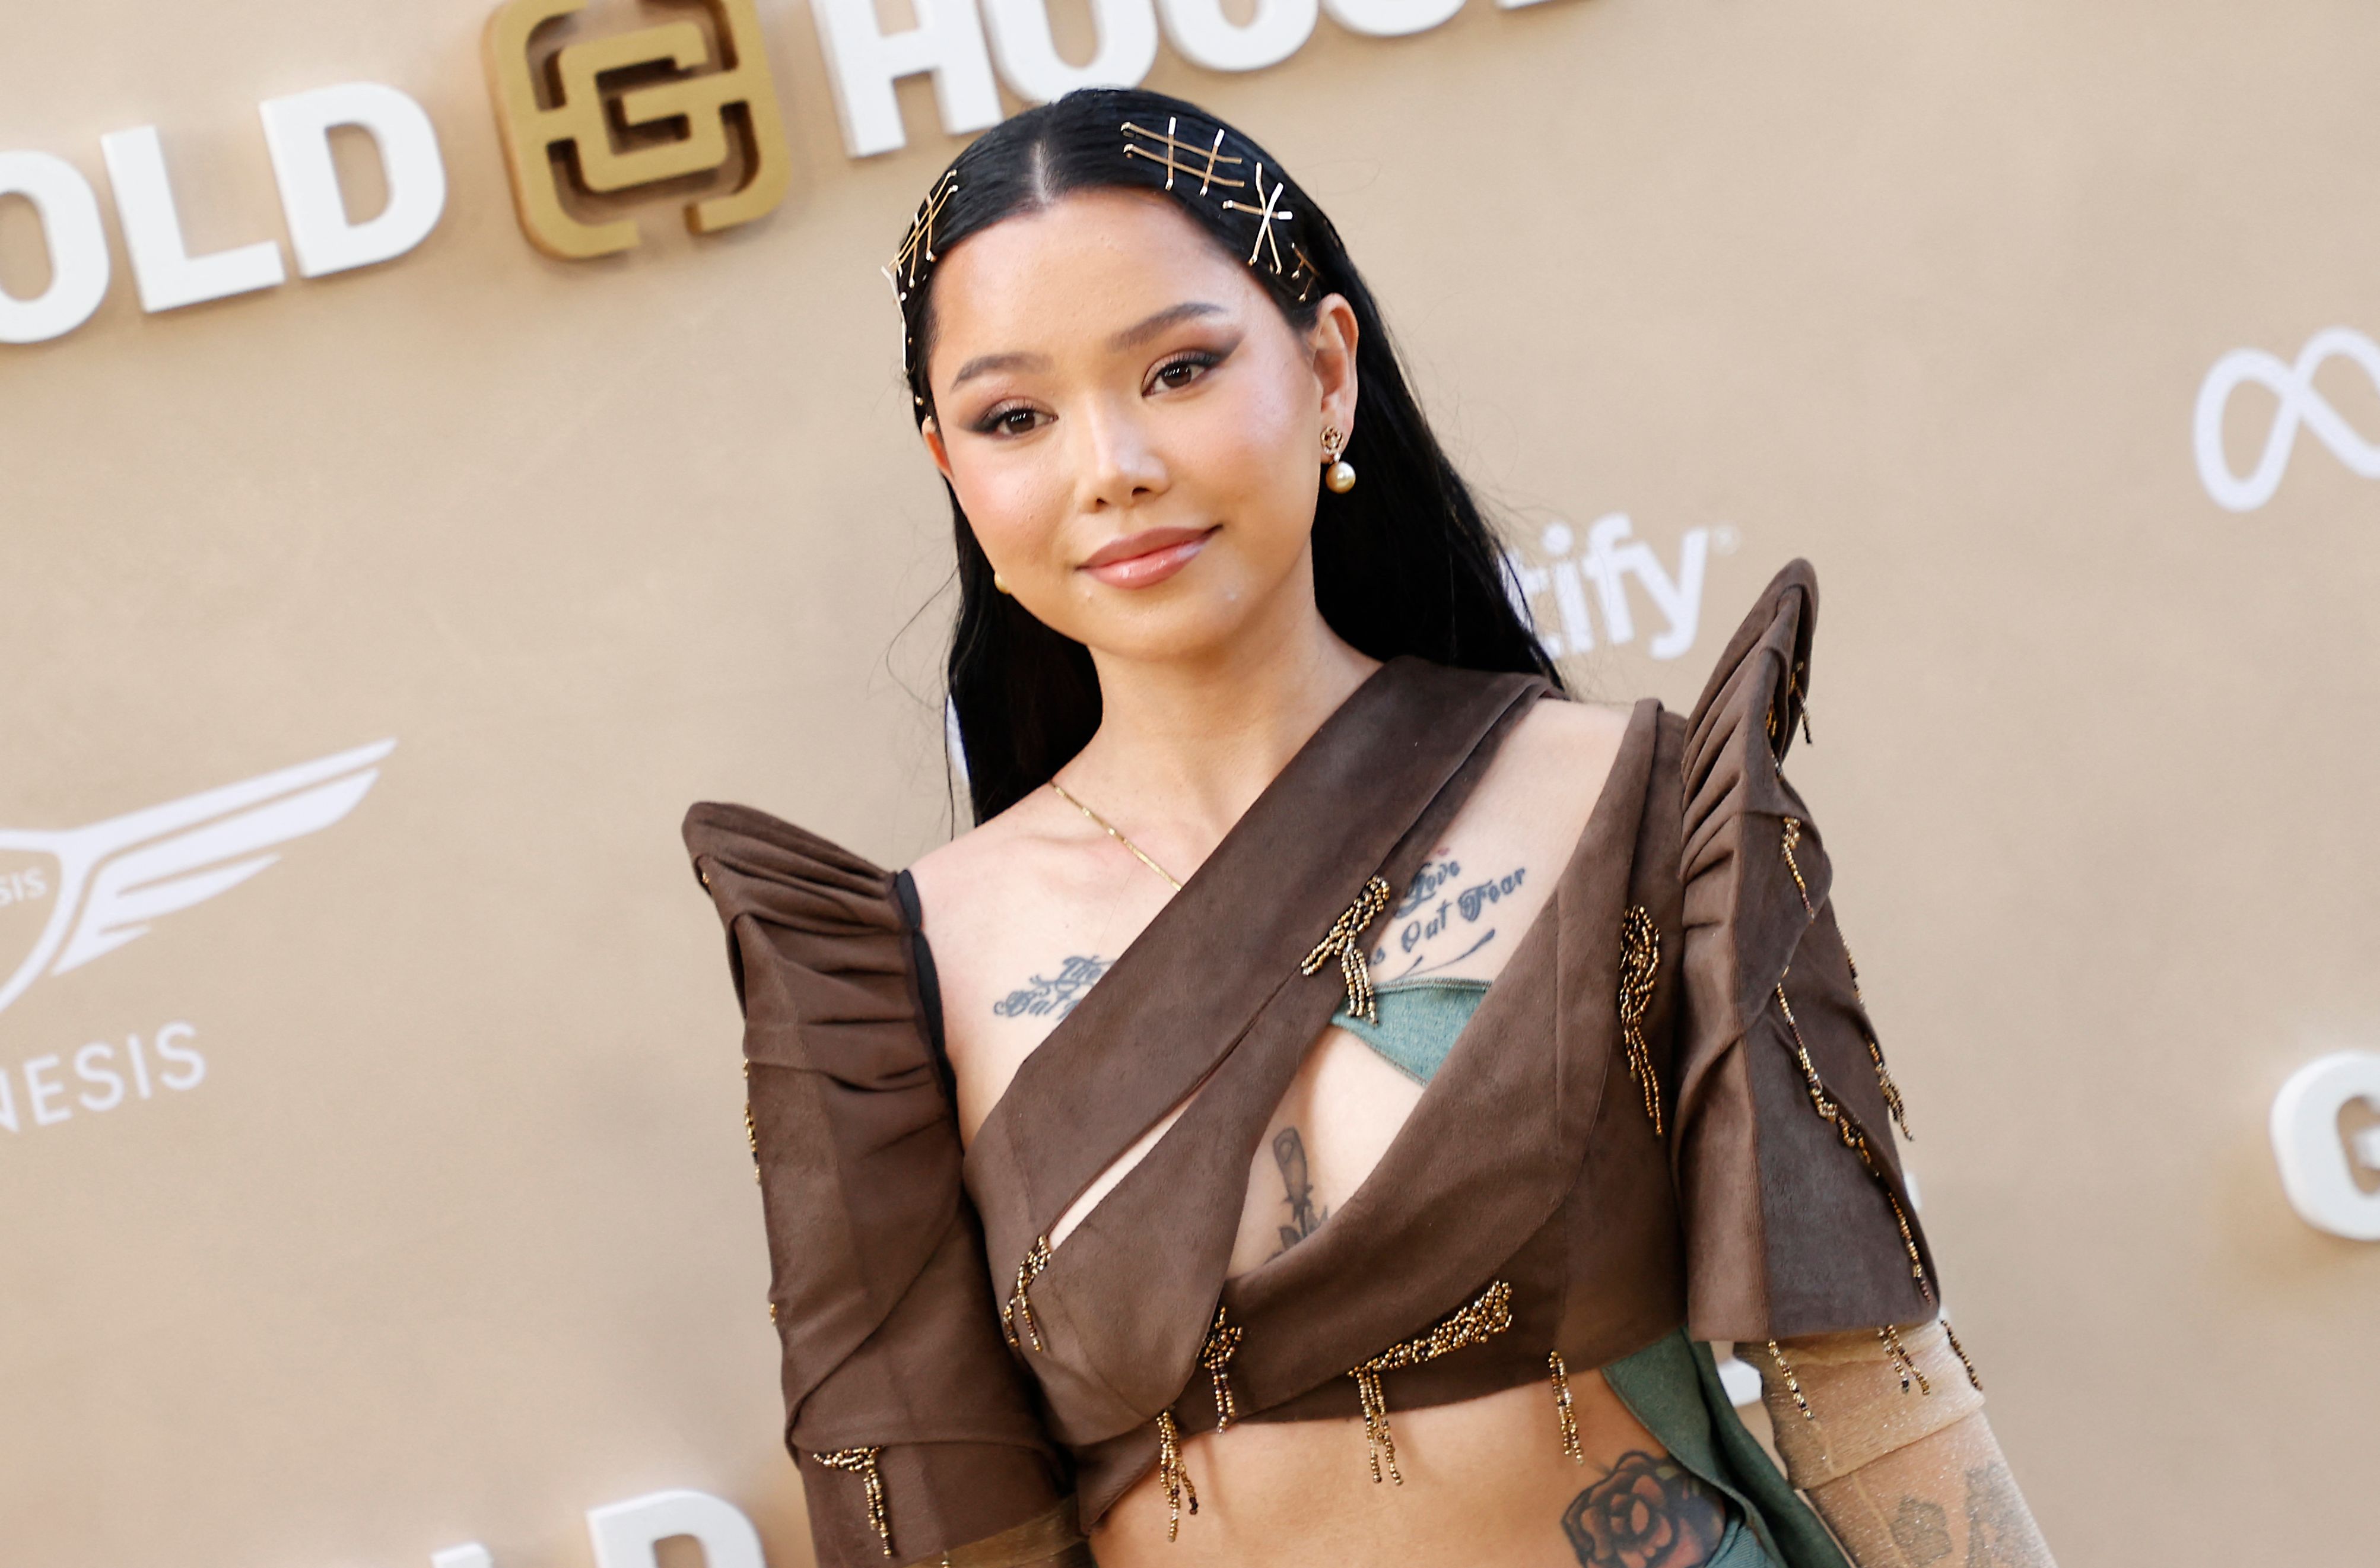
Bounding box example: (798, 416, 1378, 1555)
(1299, 876, 1393, 1023)
(1154, 1409, 1199, 1540)
(1942, 1318, 1984, 1392)
(1343, 1280, 1514, 1486)
(1877, 1324, 1931, 1396)
(1617, 906, 1664, 1134)
(814, 1448, 893, 1558)
(1200, 1304, 1243, 1432)
(742, 1061, 760, 1184)
(1549, 1350, 1585, 1465)
(1002, 1235, 1053, 1352)
(1763, 1340, 1815, 1422)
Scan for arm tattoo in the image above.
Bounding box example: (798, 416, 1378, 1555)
(1891, 1498, 1952, 1564)
(992, 955, 1109, 1020)
(1963, 1461, 2049, 1567)
(1561, 1450, 1728, 1567)
(1269, 1126, 1327, 1255)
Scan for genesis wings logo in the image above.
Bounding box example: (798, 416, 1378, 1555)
(0, 739, 393, 1018)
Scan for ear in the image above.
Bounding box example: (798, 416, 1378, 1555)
(1307, 293, 1361, 445)
(921, 414, 955, 484)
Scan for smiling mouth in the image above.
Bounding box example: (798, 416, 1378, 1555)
(1078, 525, 1221, 589)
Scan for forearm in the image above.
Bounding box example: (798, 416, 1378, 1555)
(900, 1499, 1093, 1568)
(1759, 1324, 2055, 1568)
(1800, 1409, 2050, 1567)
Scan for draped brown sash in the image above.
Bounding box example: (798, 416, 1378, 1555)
(960, 666, 1696, 1523)
(964, 663, 1545, 1437)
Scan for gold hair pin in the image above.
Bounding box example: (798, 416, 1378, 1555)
(1121, 116, 1247, 195)
(1221, 162, 1295, 276)
(888, 168, 960, 303)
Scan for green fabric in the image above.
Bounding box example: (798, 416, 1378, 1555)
(1602, 1334, 1848, 1568)
(1328, 978, 1492, 1083)
(1342, 980, 1846, 1568)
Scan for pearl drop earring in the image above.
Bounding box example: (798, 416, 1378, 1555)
(1321, 426, 1356, 494)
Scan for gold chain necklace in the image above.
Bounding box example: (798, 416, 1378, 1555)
(1046, 777, 1184, 890)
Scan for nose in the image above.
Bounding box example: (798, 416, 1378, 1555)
(1071, 399, 1168, 513)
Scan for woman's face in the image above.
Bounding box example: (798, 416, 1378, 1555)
(921, 188, 1358, 668)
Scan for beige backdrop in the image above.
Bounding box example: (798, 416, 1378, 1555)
(7, 1, 2377, 1565)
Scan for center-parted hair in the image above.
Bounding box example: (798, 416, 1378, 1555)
(896, 88, 1560, 823)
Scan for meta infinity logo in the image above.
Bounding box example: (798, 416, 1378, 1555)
(0, 739, 393, 1018)
(2194, 325, 2380, 512)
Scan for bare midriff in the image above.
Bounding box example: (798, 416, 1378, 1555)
(1092, 1369, 1718, 1568)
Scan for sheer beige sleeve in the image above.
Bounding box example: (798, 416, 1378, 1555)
(899, 1500, 1092, 1568)
(1758, 1322, 2057, 1567)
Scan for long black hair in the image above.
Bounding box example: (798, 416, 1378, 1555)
(892, 88, 1559, 823)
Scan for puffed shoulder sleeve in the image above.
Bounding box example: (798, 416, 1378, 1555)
(682, 802, 1069, 1568)
(1670, 561, 1940, 1343)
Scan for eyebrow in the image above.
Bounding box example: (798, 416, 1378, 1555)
(1107, 300, 1225, 351)
(947, 302, 1228, 389)
(951, 350, 1051, 387)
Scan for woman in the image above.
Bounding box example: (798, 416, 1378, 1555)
(685, 89, 2057, 1568)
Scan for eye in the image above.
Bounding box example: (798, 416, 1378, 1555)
(973, 402, 1049, 438)
(1148, 349, 1224, 393)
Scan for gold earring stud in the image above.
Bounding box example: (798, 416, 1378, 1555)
(994, 571, 1012, 595)
(1322, 426, 1356, 494)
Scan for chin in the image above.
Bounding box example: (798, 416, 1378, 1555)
(1070, 593, 1267, 666)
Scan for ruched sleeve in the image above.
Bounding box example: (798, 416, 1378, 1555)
(682, 802, 1069, 1568)
(1670, 562, 1940, 1344)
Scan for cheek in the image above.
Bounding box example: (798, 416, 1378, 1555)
(1180, 364, 1315, 539)
(947, 443, 1070, 567)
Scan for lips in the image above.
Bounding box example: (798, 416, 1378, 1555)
(1078, 525, 1219, 589)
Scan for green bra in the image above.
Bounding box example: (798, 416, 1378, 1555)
(1329, 977, 1494, 1084)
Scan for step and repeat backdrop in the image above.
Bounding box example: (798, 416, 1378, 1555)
(6, 1, 2376, 1564)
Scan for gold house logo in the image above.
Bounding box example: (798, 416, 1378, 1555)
(484, 0, 790, 259)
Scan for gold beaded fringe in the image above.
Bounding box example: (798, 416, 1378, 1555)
(1840, 940, 1913, 1140)
(1763, 1340, 1814, 1421)
(1003, 1235, 1053, 1351)
(742, 1062, 760, 1183)
(1548, 1350, 1584, 1465)
(815, 1447, 893, 1557)
(1200, 1304, 1242, 1431)
(1781, 818, 1914, 1142)
(1154, 1409, 1199, 1540)
(1942, 1318, 1984, 1391)
(1300, 876, 1393, 1023)
(1773, 980, 1933, 1304)
(1346, 1280, 1514, 1485)
(1617, 906, 1664, 1134)
(1877, 1323, 1931, 1396)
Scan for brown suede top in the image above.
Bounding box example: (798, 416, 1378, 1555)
(682, 561, 1934, 1567)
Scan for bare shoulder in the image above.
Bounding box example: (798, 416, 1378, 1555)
(907, 794, 1042, 914)
(905, 789, 1102, 954)
(1479, 694, 1634, 810)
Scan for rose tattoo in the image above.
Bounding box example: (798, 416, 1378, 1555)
(1561, 1450, 1730, 1568)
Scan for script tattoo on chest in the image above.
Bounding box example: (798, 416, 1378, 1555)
(1378, 855, 1529, 980)
(992, 955, 1110, 1020)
